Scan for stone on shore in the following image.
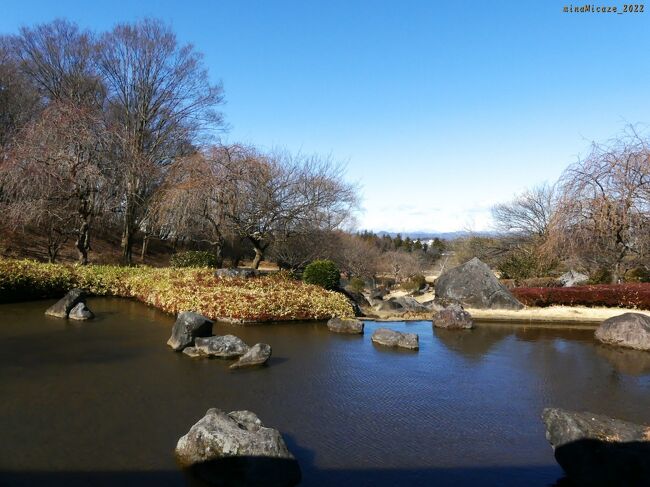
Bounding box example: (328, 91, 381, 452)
(595, 313, 650, 351)
(542, 407, 650, 486)
(559, 270, 589, 287)
(327, 317, 364, 334)
(176, 408, 301, 487)
(215, 268, 260, 279)
(193, 335, 250, 358)
(433, 303, 474, 329)
(45, 289, 87, 318)
(371, 328, 419, 350)
(230, 343, 272, 369)
(68, 302, 94, 321)
(167, 311, 214, 351)
(434, 257, 523, 310)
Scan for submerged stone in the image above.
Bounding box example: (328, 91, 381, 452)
(167, 311, 214, 351)
(371, 328, 419, 350)
(45, 289, 87, 318)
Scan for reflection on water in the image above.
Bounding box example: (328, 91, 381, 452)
(1, 299, 649, 487)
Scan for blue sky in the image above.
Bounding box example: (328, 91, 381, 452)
(3, 1, 650, 232)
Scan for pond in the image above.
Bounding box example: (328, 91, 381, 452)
(1, 298, 649, 486)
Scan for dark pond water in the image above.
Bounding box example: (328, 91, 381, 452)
(1, 298, 650, 487)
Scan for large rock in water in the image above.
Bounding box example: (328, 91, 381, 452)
(434, 258, 523, 310)
(433, 303, 474, 329)
(371, 328, 419, 350)
(68, 302, 94, 321)
(186, 335, 250, 358)
(230, 343, 272, 369)
(327, 317, 364, 334)
(176, 408, 301, 487)
(595, 313, 650, 351)
(542, 408, 650, 486)
(167, 311, 214, 351)
(45, 289, 87, 318)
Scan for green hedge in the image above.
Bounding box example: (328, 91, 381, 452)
(302, 259, 341, 290)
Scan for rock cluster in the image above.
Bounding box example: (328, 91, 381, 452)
(168, 311, 271, 368)
(45, 289, 94, 320)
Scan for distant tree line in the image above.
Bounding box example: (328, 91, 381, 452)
(0, 19, 357, 267)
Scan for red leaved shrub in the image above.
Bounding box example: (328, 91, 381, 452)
(512, 283, 650, 310)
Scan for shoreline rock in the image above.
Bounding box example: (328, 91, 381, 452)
(595, 313, 650, 351)
(433, 303, 474, 329)
(434, 257, 523, 310)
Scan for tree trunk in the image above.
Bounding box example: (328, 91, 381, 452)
(122, 224, 134, 266)
(141, 233, 150, 262)
(251, 247, 263, 269)
(75, 221, 90, 265)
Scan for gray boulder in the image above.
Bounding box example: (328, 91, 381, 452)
(44, 289, 87, 318)
(542, 408, 650, 486)
(559, 270, 589, 287)
(215, 268, 260, 279)
(371, 328, 419, 350)
(373, 299, 404, 313)
(176, 408, 301, 486)
(68, 302, 94, 321)
(369, 288, 388, 301)
(391, 296, 430, 313)
(167, 311, 214, 351)
(434, 258, 523, 310)
(327, 317, 364, 334)
(230, 343, 272, 369)
(434, 303, 474, 329)
(595, 313, 650, 351)
(192, 335, 250, 358)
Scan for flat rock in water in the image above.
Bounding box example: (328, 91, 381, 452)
(167, 311, 214, 351)
(371, 328, 419, 350)
(230, 343, 272, 369)
(433, 303, 474, 329)
(68, 302, 94, 321)
(327, 317, 364, 334)
(176, 408, 301, 487)
(44, 289, 87, 318)
(193, 335, 250, 358)
(542, 408, 650, 486)
(595, 313, 650, 351)
(434, 257, 523, 310)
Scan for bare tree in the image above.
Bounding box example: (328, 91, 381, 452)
(492, 183, 556, 238)
(11, 19, 103, 106)
(0, 102, 111, 263)
(212, 146, 358, 268)
(0, 37, 41, 150)
(95, 19, 224, 264)
(550, 129, 650, 282)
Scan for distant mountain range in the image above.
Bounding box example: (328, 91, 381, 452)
(373, 230, 496, 240)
